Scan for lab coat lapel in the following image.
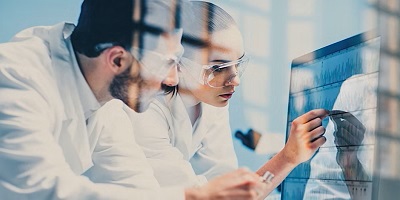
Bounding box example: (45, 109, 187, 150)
(168, 94, 193, 159)
(48, 23, 93, 175)
(189, 103, 212, 158)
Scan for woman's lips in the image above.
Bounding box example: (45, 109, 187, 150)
(219, 92, 234, 99)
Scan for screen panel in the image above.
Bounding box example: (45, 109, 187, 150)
(281, 31, 380, 200)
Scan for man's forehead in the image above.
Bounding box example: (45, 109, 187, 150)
(140, 1, 178, 33)
(130, 0, 185, 50)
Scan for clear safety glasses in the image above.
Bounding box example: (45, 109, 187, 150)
(130, 47, 183, 81)
(94, 43, 183, 81)
(179, 54, 249, 88)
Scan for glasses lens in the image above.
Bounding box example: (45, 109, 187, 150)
(131, 48, 180, 80)
(178, 57, 204, 82)
(206, 58, 249, 88)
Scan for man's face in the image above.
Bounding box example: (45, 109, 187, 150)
(110, 1, 184, 112)
(110, 0, 187, 112)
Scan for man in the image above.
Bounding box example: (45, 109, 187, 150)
(0, 0, 266, 199)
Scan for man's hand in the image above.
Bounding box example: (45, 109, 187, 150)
(282, 109, 329, 165)
(185, 168, 268, 200)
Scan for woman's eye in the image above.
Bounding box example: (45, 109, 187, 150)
(213, 67, 222, 72)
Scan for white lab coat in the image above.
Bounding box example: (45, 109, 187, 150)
(130, 93, 238, 187)
(0, 22, 183, 199)
(84, 99, 161, 189)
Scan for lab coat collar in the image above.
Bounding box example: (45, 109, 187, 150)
(62, 23, 100, 119)
(190, 103, 219, 158)
(161, 94, 192, 158)
(48, 22, 98, 174)
(165, 93, 213, 159)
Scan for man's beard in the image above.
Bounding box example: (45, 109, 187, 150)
(109, 66, 174, 112)
(109, 66, 143, 112)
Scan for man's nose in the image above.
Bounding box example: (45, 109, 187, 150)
(162, 65, 179, 87)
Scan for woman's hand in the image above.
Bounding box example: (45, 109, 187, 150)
(282, 109, 329, 165)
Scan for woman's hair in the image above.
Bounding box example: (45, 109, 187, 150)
(163, 1, 238, 95)
(183, 1, 237, 44)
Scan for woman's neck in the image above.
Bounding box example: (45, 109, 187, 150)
(179, 88, 201, 125)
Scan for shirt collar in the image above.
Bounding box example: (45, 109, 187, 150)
(63, 23, 101, 119)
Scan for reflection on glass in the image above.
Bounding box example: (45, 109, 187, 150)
(282, 32, 380, 200)
(330, 110, 370, 199)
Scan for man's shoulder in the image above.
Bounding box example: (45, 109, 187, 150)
(0, 25, 70, 114)
(0, 26, 54, 74)
(0, 23, 69, 68)
(0, 24, 72, 86)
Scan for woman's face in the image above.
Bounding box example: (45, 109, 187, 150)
(182, 25, 245, 107)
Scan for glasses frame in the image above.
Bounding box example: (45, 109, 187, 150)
(94, 42, 183, 81)
(201, 54, 249, 88)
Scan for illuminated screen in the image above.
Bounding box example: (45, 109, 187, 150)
(281, 31, 380, 200)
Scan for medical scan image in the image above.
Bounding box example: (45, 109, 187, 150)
(282, 32, 380, 200)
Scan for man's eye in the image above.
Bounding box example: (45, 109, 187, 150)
(166, 59, 177, 66)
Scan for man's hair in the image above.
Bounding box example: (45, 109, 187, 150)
(71, 0, 134, 57)
(72, 0, 186, 95)
(71, 0, 185, 58)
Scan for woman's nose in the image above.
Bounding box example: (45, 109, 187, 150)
(225, 74, 240, 87)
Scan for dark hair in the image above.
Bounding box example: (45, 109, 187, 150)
(72, 0, 187, 96)
(71, 0, 134, 57)
(162, 84, 179, 95)
(71, 0, 185, 57)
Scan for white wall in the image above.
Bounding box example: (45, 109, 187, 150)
(0, 0, 82, 42)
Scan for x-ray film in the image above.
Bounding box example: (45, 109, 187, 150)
(282, 31, 380, 200)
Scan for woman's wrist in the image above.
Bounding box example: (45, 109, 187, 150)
(185, 187, 207, 200)
(279, 147, 298, 165)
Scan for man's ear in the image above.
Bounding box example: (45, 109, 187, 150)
(106, 46, 132, 75)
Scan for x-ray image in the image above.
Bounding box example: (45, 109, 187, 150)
(282, 32, 380, 200)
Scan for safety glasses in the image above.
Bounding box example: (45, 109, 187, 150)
(130, 47, 183, 81)
(179, 54, 249, 88)
(94, 39, 183, 82)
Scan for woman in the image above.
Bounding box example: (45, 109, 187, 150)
(131, 1, 328, 195)
(131, 1, 244, 187)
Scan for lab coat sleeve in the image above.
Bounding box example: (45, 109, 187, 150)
(131, 102, 208, 187)
(83, 100, 160, 189)
(190, 105, 238, 180)
(0, 53, 184, 199)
